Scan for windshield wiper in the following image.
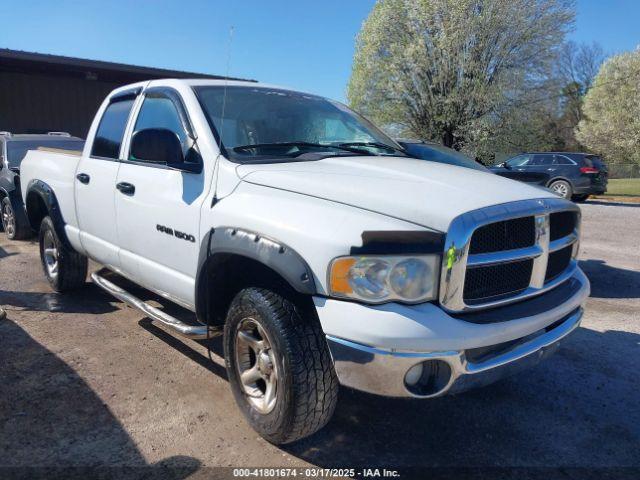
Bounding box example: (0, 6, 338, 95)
(233, 142, 369, 155)
(338, 141, 407, 155)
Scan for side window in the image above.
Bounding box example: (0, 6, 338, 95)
(506, 154, 530, 167)
(91, 97, 136, 159)
(528, 154, 546, 166)
(554, 155, 574, 165)
(539, 155, 554, 166)
(130, 93, 188, 160)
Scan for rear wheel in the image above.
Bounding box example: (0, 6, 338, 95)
(549, 180, 573, 199)
(2, 197, 31, 240)
(39, 216, 88, 292)
(224, 287, 338, 444)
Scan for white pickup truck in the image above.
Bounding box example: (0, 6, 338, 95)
(20, 79, 589, 444)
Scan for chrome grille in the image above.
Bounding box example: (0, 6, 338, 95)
(464, 259, 534, 303)
(440, 198, 580, 312)
(550, 211, 578, 241)
(469, 216, 535, 254)
(545, 245, 573, 282)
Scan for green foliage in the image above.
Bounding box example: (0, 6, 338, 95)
(348, 0, 575, 155)
(576, 49, 640, 165)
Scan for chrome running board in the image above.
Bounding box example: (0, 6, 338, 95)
(91, 272, 217, 340)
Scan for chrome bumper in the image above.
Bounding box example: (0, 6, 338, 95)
(326, 307, 583, 398)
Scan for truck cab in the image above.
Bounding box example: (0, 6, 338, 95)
(20, 79, 589, 444)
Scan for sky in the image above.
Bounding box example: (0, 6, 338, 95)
(1, 0, 639, 102)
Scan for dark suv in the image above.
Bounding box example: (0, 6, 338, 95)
(491, 152, 608, 201)
(0, 132, 84, 239)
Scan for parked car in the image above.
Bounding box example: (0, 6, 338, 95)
(20, 80, 588, 444)
(491, 152, 608, 201)
(397, 139, 488, 171)
(0, 132, 84, 239)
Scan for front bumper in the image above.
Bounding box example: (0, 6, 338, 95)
(316, 268, 589, 398)
(327, 307, 581, 398)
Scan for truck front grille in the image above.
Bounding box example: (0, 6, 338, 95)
(464, 259, 533, 303)
(440, 199, 580, 312)
(550, 211, 577, 241)
(545, 245, 573, 282)
(469, 216, 535, 254)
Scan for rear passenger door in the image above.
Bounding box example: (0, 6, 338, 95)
(75, 89, 138, 269)
(114, 87, 207, 307)
(518, 154, 552, 185)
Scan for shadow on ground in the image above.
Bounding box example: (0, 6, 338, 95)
(585, 200, 640, 208)
(580, 259, 640, 299)
(0, 317, 201, 478)
(0, 283, 120, 314)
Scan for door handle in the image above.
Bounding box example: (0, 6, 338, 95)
(76, 173, 90, 184)
(116, 182, 135, 195)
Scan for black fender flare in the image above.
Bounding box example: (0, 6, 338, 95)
(24, 179, 71, 248)
(195, 227, 316, 323)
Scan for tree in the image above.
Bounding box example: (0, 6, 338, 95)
(556, 41, 607, 149)
(347, 0, 575, 151)
(576, 48, 640, 165)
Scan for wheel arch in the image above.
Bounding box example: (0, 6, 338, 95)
(195, 227, 317, 327)
(24, 180, 71, 248)
(546, 176, 574, 188)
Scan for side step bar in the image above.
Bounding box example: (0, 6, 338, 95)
(91, 272, 216, 340)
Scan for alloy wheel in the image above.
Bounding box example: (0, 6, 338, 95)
(42, 230, 59, 279)
(234, 317, 279, 414)
(2, 202, 15, 238)
(551, 182, 569, 198)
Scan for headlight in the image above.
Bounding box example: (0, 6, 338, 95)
(328, 255, 440, 304)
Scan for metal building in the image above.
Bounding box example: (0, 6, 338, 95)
(0, 49, 251, 138)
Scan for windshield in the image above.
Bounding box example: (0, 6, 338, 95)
(7, 139, 84, 168)
(400, 142, 487, 172)
(194, 86, 403, 162)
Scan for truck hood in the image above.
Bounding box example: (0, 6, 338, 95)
(237, 156, 555, 232)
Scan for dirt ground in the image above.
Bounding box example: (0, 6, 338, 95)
(1, 200, 639, 476)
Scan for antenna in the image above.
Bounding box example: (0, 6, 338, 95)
(218, 25, 234, 152)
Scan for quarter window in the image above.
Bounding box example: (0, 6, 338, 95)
(91, 97, 136, 159)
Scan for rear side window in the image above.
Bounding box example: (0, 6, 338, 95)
(91, 97, 135, 159)
(528, 154, 550, 166)
(553, 155, 574, 165)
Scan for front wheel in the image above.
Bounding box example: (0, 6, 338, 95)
(549, 180, 573, 199)
(39, 216, 88, 292)
(224, 287, 339, 444)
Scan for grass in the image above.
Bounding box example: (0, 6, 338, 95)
(603, 178, 640, 197)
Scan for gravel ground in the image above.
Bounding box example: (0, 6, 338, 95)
(1, 200, 639, 475)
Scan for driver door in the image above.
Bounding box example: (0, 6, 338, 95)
(114, 87, 208, 307)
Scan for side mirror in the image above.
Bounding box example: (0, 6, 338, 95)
(130, 128, 183, 165)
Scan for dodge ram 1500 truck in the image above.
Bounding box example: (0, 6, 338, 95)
(20, 79, 589, 444)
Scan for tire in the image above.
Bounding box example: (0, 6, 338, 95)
(2, 197, 31, 240)
(38, 216, 88, 292)
(572, 194, 590, 202)
(224, 287, 339, 444)
(549, 180, 573, 199)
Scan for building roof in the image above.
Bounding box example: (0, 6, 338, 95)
(0, 48, 255, 83)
